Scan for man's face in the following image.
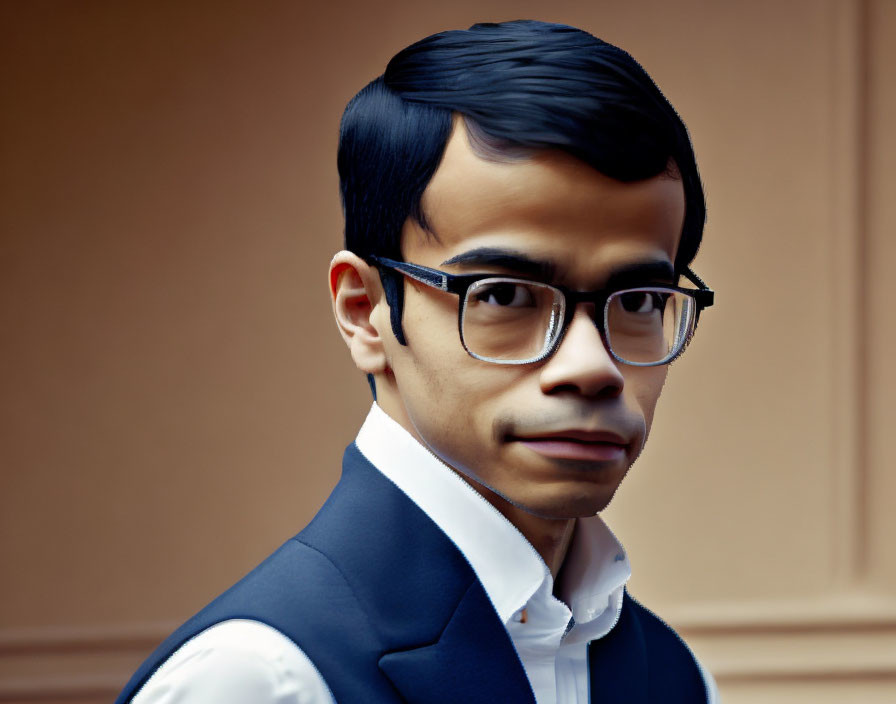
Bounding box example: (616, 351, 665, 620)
(373, 119, 685, 520)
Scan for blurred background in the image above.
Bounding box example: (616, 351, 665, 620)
(1, 1, 894, 702)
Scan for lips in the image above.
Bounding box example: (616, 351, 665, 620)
(509, 429, 629, 462)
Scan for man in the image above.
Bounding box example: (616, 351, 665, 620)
(118, 20, 718, 703)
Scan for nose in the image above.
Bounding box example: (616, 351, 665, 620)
(539, 305, 625, 398)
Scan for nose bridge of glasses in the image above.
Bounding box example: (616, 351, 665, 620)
(564, 288, 610, 335)
(557, 298, 614, 358)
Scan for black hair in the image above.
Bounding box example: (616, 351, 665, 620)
(338, 19, 705, 348)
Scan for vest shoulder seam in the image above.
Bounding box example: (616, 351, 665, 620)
(289, 535, 384, 650)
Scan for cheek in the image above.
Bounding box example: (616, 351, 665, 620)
(626, 366, 669, 432)
(388, 291, 477, 424)
(394, 323, 527, 458)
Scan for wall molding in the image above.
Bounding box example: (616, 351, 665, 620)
(0, 622, 178, 655)
(682, 622, 896, 682)
(2, 602, 896, 699)
(826, 0, 870, 589)
(0, 622, 176, 702)
(673, 593, 896, 683)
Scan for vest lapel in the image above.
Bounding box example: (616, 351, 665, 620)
(587, 592, 649, 703)
(379, 580, 536, 704)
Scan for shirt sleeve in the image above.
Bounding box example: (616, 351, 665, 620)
(130, 619, 336, 704)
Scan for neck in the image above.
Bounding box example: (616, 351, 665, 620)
(374, 393, 577, 577)
(470, 481, 577, 579)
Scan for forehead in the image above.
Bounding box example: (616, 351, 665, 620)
(403, 119, 685, 284)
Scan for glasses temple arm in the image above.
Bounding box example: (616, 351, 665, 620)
(681, 266, 714, 309)
(370, 256, 448, 291)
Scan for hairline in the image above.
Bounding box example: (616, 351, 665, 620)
(409, 114, 684, 255)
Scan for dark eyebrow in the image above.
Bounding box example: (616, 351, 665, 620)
(440, 247, 557, 281)
(604, 260, 676, 289)
(441, 248, 675, 288)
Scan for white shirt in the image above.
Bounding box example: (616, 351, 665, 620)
(132, 403, 719, 703)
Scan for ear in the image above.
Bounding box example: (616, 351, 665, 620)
(329, 251, 389, 374)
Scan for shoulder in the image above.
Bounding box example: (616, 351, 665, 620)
(118, 539, 373, 704)
(131, 619, 335, 704)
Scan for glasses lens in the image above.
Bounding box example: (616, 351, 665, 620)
(605, 288, 696, 365)
(461, 278, 564, 362)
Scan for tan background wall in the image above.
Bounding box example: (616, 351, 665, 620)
(1, 1, 893, 701)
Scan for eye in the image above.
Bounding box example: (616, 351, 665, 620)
(473, 282, 537, 307)
(618, 290, 666, 313)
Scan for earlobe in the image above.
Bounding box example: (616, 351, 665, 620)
(329, 251, 388, 374)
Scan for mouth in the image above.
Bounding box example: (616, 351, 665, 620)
(508, 430, 629, 463)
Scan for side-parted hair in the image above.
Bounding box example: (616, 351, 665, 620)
(338, 20, 705, 346)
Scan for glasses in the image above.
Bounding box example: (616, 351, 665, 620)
(370, 256, 714, 367)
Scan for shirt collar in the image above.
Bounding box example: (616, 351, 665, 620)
(558, 512, 632, 640)
(354, 402, 631, 630)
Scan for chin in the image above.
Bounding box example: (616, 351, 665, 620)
(512, 486, 621, 520)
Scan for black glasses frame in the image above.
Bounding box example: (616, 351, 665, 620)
(369, 255, 714, 366)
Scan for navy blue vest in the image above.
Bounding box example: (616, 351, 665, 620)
(116, 444, 707, 703)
